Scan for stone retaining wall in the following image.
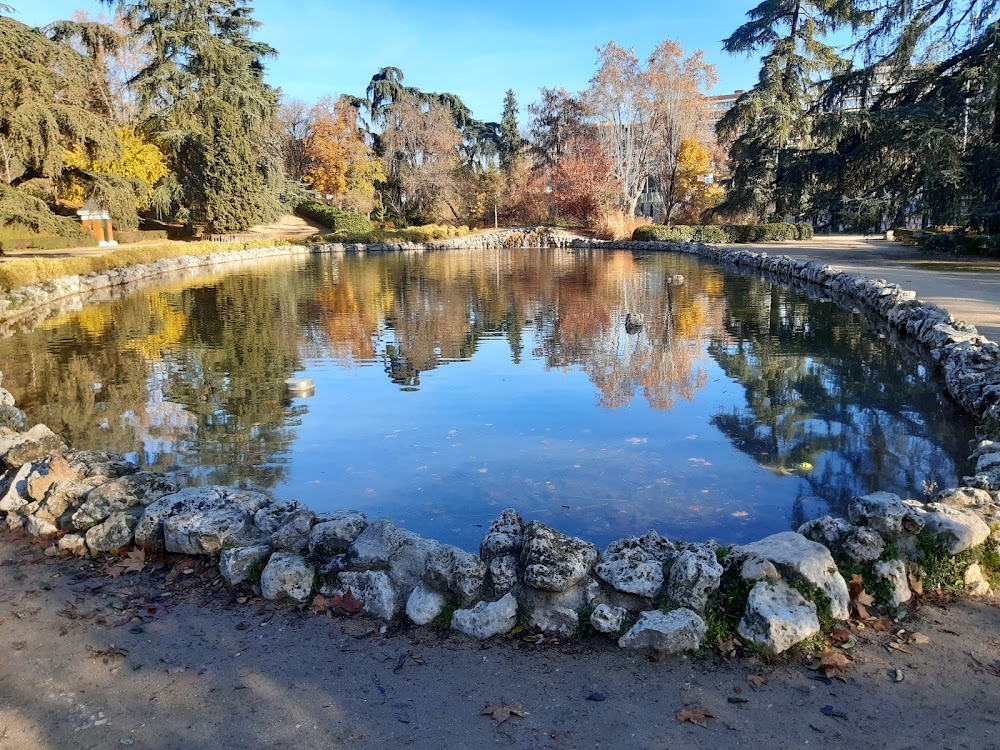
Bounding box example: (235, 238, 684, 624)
(1, 229, 999, 657)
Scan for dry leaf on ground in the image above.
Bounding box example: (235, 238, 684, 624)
(481, 702, 528, 724)
(814, 648, 851, 678)
(746, 674, 767, 688)
(675, 706, 714, 727)
(328, 587, 363, 615)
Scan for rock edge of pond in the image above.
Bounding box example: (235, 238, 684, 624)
(1, 227, 999, 657)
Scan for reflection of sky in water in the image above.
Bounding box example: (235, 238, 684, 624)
(0, 250, 974, 551)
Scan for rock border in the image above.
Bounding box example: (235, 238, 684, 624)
(1, 229, 999, 657)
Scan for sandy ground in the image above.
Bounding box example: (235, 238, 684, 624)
(2, 230, 1000, 749)
(2, 532, 1000, 750)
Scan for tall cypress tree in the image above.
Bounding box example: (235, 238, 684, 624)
(498, 89, 523, 177)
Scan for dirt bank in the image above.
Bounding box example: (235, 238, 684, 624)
(2, 532, 1000, 750)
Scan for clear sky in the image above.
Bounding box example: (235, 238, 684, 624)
(13, 0, 769, 122)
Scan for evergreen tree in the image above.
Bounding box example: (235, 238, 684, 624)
(498, 89, 523, 176)
(717, 0, 867, 220)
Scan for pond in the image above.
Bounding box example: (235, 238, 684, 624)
(0, 247, 975, 551)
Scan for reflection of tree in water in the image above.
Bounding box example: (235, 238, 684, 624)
(0, 266, 312, 490)
(708, 276, 972, 516)
(309, 248, 724, 410)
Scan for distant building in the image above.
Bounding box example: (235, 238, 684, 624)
(706, 90, 745, 133)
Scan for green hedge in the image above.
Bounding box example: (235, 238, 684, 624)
(297, 201, 373, 235)
(632, 222, 812, 244)
(0, 234, 99, 253)
(914, 230, 1000, 256)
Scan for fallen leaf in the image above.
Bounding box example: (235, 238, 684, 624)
(481, 702, 528, 725)
(872, 618, 895, 633)
(908, 573, 924, 597)
(814, 649, 851, 678)
(829, 625, 853, 644)
(328, 587, 363, 616)
(675, 706, 714, 727)
(888, 642, 913, 654)
(908, 632, 930, 645)
(311, 595, 329, 613)
(119, 548, 147, 574)
(746, 674, 767, 688)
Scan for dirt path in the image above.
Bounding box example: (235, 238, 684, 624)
(2, 532, 1000, 750)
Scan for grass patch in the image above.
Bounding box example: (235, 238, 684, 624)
(913, 530, 1000, 594)
(429, 595, 462, 631)
(0, 237, 288, 292)
(315, 224, 471, 245)
(786, 579, 835, 630)
(701, 567, 755, 644)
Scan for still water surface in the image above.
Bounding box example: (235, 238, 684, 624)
(0, 248, 974, 550)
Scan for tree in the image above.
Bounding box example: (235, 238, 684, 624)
(498, 88, 523, 176)
(527, 87, 588, 171)
(105, 0, 282, 231)
(304, 96, 384, 214)
(717, 0, 867, 220)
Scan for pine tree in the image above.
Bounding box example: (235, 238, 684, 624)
(498, 89, 523, 176)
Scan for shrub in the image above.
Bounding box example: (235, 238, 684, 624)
(795, 223, 814, 240)
(0, 234, 99, 253)
(632, 225, 695, 242)
(297, 201, 373, 235)
(696, 225, 732, 243)
(115, 229, 169, 244)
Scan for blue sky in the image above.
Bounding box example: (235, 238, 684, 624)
(14, 0, 769, 122)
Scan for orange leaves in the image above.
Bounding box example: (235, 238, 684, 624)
(311, 587, 363, 616)
(481, 702, 528, 725)
(675, 706, 715, 727)
(304, 96, 383, 210)
(849, 574, 876, 620)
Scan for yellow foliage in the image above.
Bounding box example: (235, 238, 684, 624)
(61, 127, 169, 209)
(673, 138, 724, 224)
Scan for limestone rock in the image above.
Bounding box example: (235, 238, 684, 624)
(738, 580, 821, 654)
(935, 487, 995, 510)
(595, 531, 675, 598)
(164, 509, 249, 555)
(520, 522, 598, 592)
(487, 554, 519, 596)
(590, 604, 627, 634)
(253, 500, 306, 534)
(71, 472, 179, 531)
(219, 544, 271, 586)
(873, 560, 911, 606)
(260, 552, 315, 602)
(480, 508, 524, 561)
(740, 558, 780, 582)
(424, 545, 486, 603)
(0, 462, 32, 513)
(406, 582, 447, 625)
(0, 424, 67, 470)
(798, 516, 852, 546)
(269, 509, 317, 552)
(329, 571, 398, 620)
(451, 593, 518, 639)
(307, 511, 368, 557)
(0, 406, 26, 432)
(617, 609, 706, 653)
(842, 527, 886, 563)
(25, 514, 58, 536)
(921, 503, 991, 554)
(667, 547, 723, 612)
(732, 532, 850, 621)
(65, 450, 139, 480)
(347, 517, 440, 595)
(530, 605, 579, 636)
(26, 455, 78, 502)
(964, 563, 993, 597)
(57, 533, 88, 556)
(849, 491, 925, 535)
(0, 386, 14, 407)
(135, 486, 270, 551)
(85, 512, 138, 553)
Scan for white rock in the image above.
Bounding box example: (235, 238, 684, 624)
(219, 544, 272, 586)
(24, 514, 58, 537)
(595, 532, 675, 598)
(617, 609, 705, 653)
(451, 593, 518, 639)
(269, 509, 316, 552)
(488, 555, 519, 596)
(520, 522, 598, 592)
(849, 491, 925, 535)
(964, 563, 993, 597)
(740, 558, 780, 582)
(424, 545, 486, 603)
(922, 504, 991, 554)
(590, 604, 627, 634)
(164, 509, 249, 555)
(732, 532, 850, 621)
(667, 547, 722, 612)
(842, 527, 886, 563)
(71, 473, 178, 531)
(260, 552, 315, 602)
(85, 512, 138, 553)
(530, 605, 579, 636)
(873, 560, 911, 606)
(57, 533, 88, 556)
(797, 516, 852, 546)
(135, 486, 270, 551)
(0, 424, 67, 470)
(935, 487, 994, 510)
(406, 582, 447, 625)
(738, 580, 820, 654)
(347, 517, 440, 595)
(307, 511, 368, 556)
(479, 508, 524, 561)
(0, 462, 32, 512)
(331, 571, 398, 620)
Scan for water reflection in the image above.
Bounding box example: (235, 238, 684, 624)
(0, 248, 974, 549)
